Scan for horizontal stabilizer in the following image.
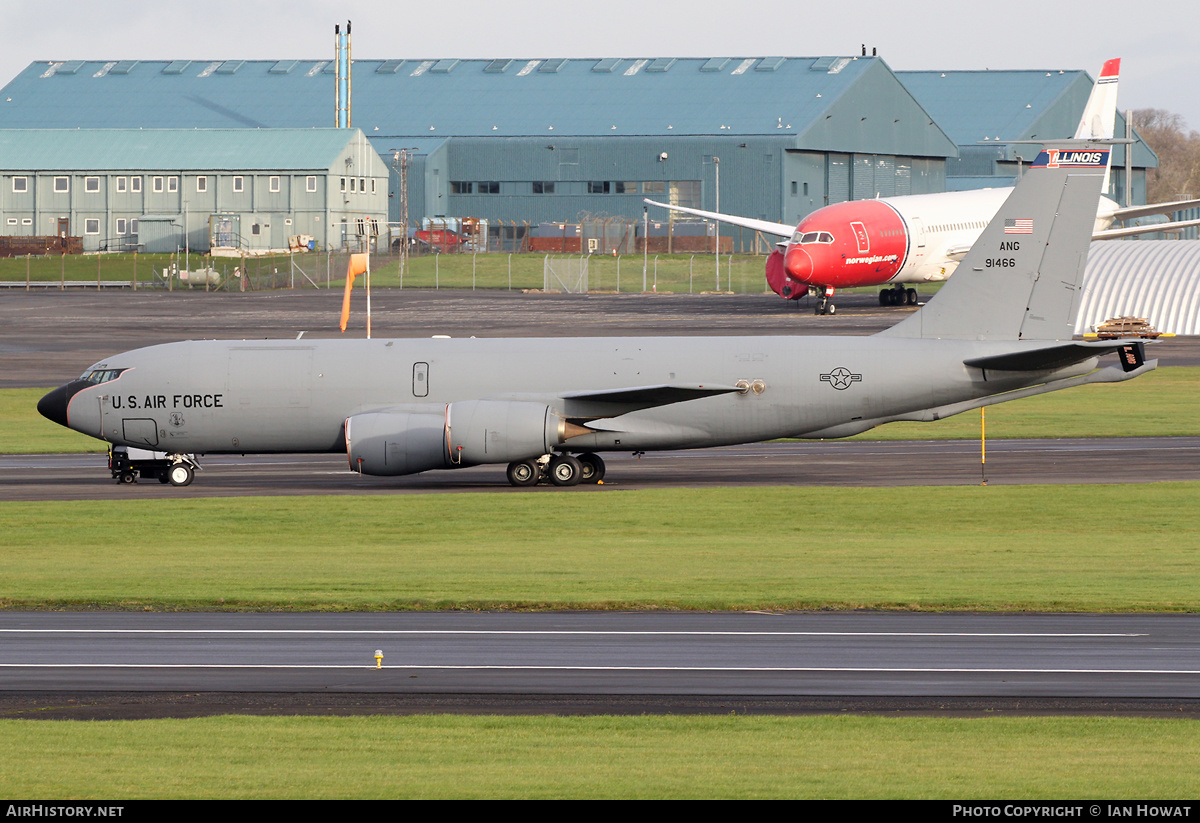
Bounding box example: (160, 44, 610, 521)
(963, 341, 1135, 372)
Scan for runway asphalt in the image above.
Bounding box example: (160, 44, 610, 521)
(3, 288, 1197, 716)
(3, 437, 1200, 500)
(2, 612, 1198, 718)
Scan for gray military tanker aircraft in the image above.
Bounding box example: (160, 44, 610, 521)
(38, 140, 1154, 488)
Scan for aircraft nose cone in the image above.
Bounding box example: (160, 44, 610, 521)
(37, 381, 87, 428)
(784, 246, 813, 283)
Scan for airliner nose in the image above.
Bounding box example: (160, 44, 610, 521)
(37, 381, 87, 428)
(784, 246, 813, 282)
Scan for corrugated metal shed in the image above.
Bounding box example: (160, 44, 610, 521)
(1078, 241, 1200, 335)
(0, 128, 362, 170)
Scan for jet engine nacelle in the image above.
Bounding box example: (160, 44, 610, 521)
(345, 409, 449, 476)
(346, 400, 567, 476)
(446, 399, 562, 466)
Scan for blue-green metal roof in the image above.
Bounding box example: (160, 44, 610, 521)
(1, 56, 911, 139)
(897, 69, 1090, 143)
(897, 68, 1156, 167)
(0, 128, 367, 170)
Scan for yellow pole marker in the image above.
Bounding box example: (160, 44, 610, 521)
(374, 650, 384, 669)
(980, 407, 987, 487)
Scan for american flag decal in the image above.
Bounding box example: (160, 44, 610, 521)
(1004, 219, 1033, 235)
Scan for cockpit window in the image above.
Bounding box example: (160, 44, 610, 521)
(81, 368, 126, 384)
(792, 231, 834, 245)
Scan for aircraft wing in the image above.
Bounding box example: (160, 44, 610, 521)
(1108, 198, 1200, 221)
(944, 243, 973, 260)
(643, 199, 796, 237)
(1092, 217, 1200, 240)
(559, 383, 744, 418)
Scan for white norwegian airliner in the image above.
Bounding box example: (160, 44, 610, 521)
(647, 59, 1200, 314)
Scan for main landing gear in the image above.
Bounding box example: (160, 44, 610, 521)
(879, 285, 918, 306)
(506, 453, 606, 487)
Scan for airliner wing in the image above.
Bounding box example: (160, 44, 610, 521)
(1108, 198, 1200, 221)
(643, 199, 795, 237)
(1092, 218, 1200, 240)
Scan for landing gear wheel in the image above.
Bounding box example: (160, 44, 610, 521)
(118, 470, 136, 484)
(506, 459, 542, 487)
(577, 453, 606, 484)
(548, 454, 584, 487)
(167, 463, 194, 487)
(826, 302, 836, 315)
(879, 289, 891, 306)
(906, 288, 918, 305)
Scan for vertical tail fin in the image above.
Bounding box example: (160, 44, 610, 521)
(1074, 58, 1119, 195)
(881, 142, 1110, 342)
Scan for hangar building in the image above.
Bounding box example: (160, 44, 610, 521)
(0, 128, 388, 253)
(0, 57, 1158, 242)
(0, 56, 960, 241)
(898, 68, 1156, 205)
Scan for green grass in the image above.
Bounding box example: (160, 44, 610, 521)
(5, 367, 1196, 455)
(3, 484, 1198, 611)
(1, 715, 1196, 798)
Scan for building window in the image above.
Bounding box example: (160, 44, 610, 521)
(371, 179, 376, 194)
(85, 177, 100, 193)
(153, 176, 164, 193)
(21, 218, 32, 226)
(450, 181, 472, 194)
(643, 181, 665, 194)
(130, 219, 138, 235)
(350, 178, 357, 192)
(54, 177, 69, 193)
(306, 176, 317, 192)
(478, 181, 499, 194)
(588, 181, 611, 194)
(11, 176, 27, 193)
(116, 218, 127, 234)
(116, 177, 127, 192)
(532, 181, 555, 194)
(131, 177, 141, 192)
(251, 223, 260, 236)
(233, 176, 244, 193)
(359, 177, 365, 192)
(168, 176, 178, 192)
(6, 218, 16, 226)
(84, 218, 100, 234)
(339, 177, 346, 192)
(196, 176, 207, 193)
(269, 176, 280, 192)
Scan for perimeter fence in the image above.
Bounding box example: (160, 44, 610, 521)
(0, 248, 774, 295)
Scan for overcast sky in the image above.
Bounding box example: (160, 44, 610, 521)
(4, 0, 1197, 130)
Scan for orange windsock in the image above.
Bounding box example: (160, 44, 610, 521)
(339, 253, 370, 332)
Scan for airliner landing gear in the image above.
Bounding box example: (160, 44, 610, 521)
(879, 285, 918, 306)
(506, 458, 542, 487)
(815, 287, 836, 315)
